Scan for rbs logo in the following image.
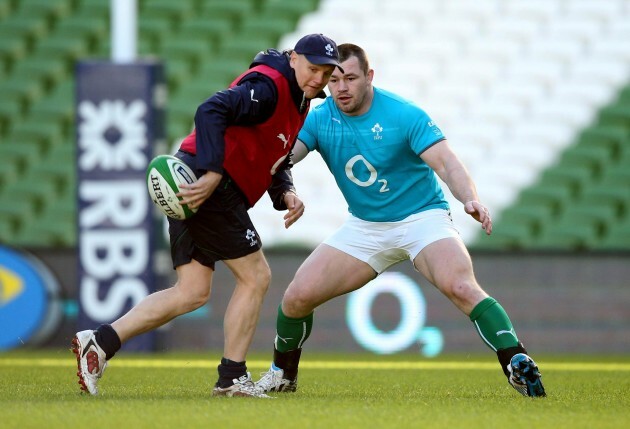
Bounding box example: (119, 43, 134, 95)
(77, 99, 153, 328)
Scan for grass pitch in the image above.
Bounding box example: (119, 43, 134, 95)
(0, 350, 628, 429)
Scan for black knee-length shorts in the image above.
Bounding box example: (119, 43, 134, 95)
(168, 151, 262, 270)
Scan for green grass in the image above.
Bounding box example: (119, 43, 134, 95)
(1, 350, 629, 429)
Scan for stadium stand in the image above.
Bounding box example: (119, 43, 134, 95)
(254, 0, 630, 251)
(0, 0, 628, 252)
(0, 0, 311, 247)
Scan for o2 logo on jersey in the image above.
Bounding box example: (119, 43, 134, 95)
(345, 155, 390, 193)
(346, 272, 443, 357)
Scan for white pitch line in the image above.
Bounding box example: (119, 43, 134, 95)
(0, 358, 629, 371)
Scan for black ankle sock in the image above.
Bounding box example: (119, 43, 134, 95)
(496, 342, 527, 377)
(274, 348, 302, 381)
(216, 358, 247, 388)
(94, 324, 122, 360)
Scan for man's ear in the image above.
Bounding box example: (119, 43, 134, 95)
(367, 69, 375, 84)
(289, 51, 298, 68)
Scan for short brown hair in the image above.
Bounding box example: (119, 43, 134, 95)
(338, 43, 370, 75)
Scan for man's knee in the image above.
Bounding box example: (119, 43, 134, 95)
(444, 277, 487, 308)
(282, 281, 315, 317)
(174, 280, 211, 312)
(450, 279, 477, 297)
(175, 261, 213, 311)
(254, 264, 272, 293)
(236, 260, 271, 295)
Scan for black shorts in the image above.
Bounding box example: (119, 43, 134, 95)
(168, 151, 262, 270)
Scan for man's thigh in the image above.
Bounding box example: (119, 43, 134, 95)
(413, 237, 475, 287)
(223, 249, 271, 285)
(288, 244, 377, 308)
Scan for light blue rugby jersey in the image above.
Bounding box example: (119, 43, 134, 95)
(298, 87, 449, 222)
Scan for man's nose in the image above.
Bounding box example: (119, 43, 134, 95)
(313, 72, 325, 86)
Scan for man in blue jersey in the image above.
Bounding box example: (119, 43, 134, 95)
(256, 44, 546, 398)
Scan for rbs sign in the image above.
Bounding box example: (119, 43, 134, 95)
(76, 61, 165, 351)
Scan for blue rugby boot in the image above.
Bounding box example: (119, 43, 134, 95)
(507, 353, 546, 397)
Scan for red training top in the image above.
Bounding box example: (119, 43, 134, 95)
(180, 65, 307, 207)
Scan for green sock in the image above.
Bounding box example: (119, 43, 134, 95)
(275, 304, 313, 353)
(470, 297, 519, 352)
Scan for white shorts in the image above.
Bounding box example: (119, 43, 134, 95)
(324, 209, 462, 274)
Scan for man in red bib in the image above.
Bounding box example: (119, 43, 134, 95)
(72, 34, 343, 397)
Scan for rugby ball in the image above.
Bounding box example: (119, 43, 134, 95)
(146, 155, 198, 220)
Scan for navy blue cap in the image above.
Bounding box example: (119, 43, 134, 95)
(294, 33, 344, 73)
